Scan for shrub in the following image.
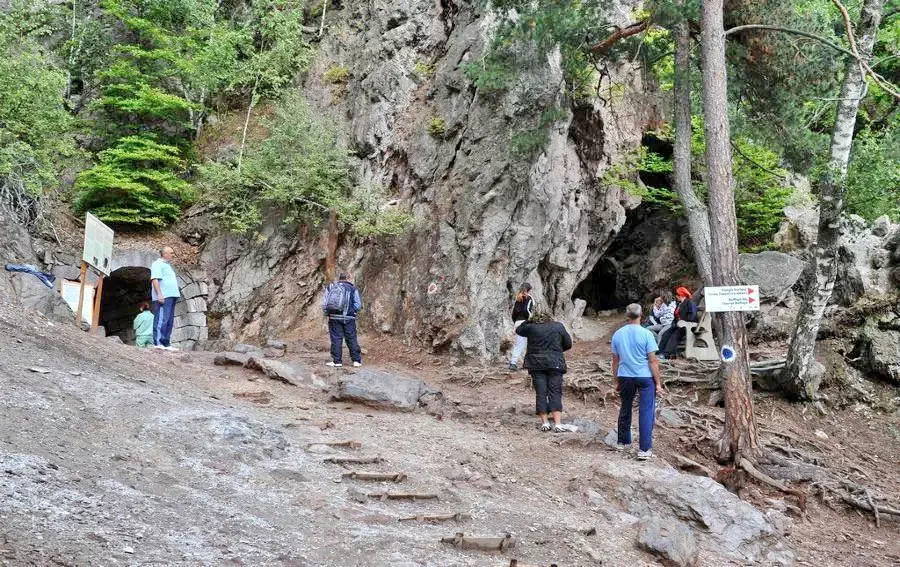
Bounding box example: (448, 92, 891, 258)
(413, 61, 436, 78)
(199, 92, 411, 237)
(323, 65, 350, 84)
(427, 116, 447, 138)
(74, 135, 195, 227)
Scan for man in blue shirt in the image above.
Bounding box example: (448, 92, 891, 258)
(322, 272, 363, 368)
(611, 303, 664, 460)
(150, 246, 180, 349)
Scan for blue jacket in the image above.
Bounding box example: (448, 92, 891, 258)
(323, 281, 362, 319)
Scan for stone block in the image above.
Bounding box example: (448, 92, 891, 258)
(333, 370, 440, 411)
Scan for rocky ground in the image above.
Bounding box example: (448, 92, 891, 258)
(1, 305, 898, 566)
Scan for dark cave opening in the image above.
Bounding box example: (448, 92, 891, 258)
(99, 266, 151, 344)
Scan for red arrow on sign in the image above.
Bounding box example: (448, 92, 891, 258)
(748, 288, 755, 295)
(748, 296, 756, 304)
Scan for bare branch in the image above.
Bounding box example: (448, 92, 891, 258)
(590, 19, 651, 55)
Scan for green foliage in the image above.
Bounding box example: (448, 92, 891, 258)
(508, 107, 569, 158)
(730, 138, 792, 250)
(413, 61, 436, 78)
(0, 1, 77, 229)
(74, 135, 194, 227)
(427, 116, 447, 138)
(845, 120, 900, 221)
(509, 128, 550, 157)
(199, 93, 410, 237)
(324, 65, 350, 84)
(460, 55, 517, 93)
(0, 35, 74, 197)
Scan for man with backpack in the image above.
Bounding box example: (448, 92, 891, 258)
(322, 272, 363, 368)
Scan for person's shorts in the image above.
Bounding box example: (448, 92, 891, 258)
(136, 335, 153, 348)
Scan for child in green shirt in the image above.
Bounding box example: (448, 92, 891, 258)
(133, 301, 154, 348)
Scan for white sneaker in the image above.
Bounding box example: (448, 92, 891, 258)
(164, 346, 179, 352)
(326, 361, 343, 368)
(154, 345, 166, 350)
(637, 450, 653, 461)
(615, 443, 628, 451)
(353, 361, 362, 367)
(539, 423, 552, 432)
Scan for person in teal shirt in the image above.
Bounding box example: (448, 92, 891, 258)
(133, 301, 154, 347)
(150, 246, 181, 349)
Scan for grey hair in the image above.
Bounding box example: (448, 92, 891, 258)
(625, 303, 642, 320)
(159, 246, 173, 256)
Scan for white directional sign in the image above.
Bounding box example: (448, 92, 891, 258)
(705, 285, 761, 312)
(83, 212, 114, 275)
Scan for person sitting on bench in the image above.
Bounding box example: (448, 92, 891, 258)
(658, 286, 698, 358)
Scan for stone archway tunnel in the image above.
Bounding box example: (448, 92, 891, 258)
(99, 250, 210, 349)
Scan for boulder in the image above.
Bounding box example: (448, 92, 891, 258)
(245, 356, 324, 388)
(333, 369, 440, 411)
(637, 517, 699, 567)
(11, 273, 73, 323)
(739, 252, 805, 302)
(774, 202, 819, 252)
(233, 343, 262, 354)
(853, 317, 900, 384)
(593, 459, 776, 562)
(214, 352, 250, 366)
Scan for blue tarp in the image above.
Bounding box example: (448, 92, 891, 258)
(5, 263, 56, 288)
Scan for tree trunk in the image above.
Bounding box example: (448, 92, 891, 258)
(673, 7, 714, 288)
(780, 0, 884, 400)
(700, 0, 759, 462)
(237, 78, 260, 174)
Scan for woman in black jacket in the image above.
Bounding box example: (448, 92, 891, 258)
(659, 286, 699, 358)
(515, 311, 573, 432)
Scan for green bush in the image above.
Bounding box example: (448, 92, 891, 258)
(0, 36, 74, 199)
(845, 121, 899, 221)
(413, 61, 436, 78)
(323, 65, 350, 84)
(427, 116, 447, 138)
(74, 135, 195, 227)
(509, 128, 549, 157)
(199, 92, 411, 237)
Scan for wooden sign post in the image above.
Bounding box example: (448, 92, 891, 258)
(74, 261, 88, 327)
(76, 213, 115, 331)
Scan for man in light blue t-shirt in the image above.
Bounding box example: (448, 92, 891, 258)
(150, 246, 180, 349)
(611, 303, 664, 460)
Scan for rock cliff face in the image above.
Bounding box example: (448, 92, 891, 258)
(199, 0, 657, 358)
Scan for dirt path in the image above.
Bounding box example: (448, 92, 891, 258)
(1, 307, 898, 566)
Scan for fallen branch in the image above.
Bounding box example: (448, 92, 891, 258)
(369, 492, 439, 501)
(441, 532, 516, 551)
(342, 471, 408, 482)
(323, 456, 383, 465)
(307, 440, 362, 450)
(398, 512, 471, 523)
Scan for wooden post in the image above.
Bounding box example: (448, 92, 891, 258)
(74, 261, 87, 327)
(91, 272, 105, 330)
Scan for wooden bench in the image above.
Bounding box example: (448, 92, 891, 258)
(677, 308, 718, 361)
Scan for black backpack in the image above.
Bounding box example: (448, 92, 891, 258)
(324, 282, 352, 315)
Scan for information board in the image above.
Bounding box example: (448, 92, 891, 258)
(61, 279, 94, 324)
(83, 212, 114, 275)
(705, 285, 761, 312)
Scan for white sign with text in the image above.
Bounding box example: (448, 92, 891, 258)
(705, 285, 761, 312)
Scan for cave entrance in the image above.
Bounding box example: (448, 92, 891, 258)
(99, 266, 151, 344)
(572, 258, 624, 313)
